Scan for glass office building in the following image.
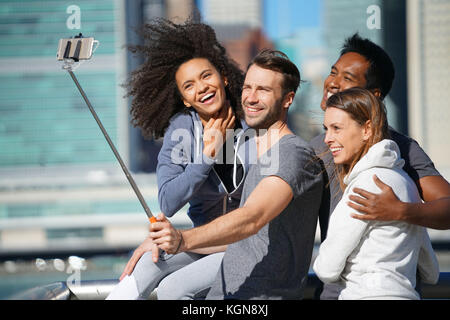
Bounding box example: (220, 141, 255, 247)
(0, 0, 171, 255)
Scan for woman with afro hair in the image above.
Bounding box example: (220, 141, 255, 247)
(106, 18, 251, 300)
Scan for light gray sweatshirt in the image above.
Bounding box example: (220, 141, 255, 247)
(157, 109, 251, 226)
(313, 139, 439, 300)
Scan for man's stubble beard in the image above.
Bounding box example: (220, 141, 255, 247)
(244, 99, 284, 132)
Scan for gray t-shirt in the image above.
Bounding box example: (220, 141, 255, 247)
(206, 134, 323, 300)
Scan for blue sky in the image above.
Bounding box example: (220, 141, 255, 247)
(196, 0, 321, 41)
(263, 0, 321, 40)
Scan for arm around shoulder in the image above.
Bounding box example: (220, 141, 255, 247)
(406, 175, 450, 229)
(349, 174, 450, 230)
(395, 131, 450, 228)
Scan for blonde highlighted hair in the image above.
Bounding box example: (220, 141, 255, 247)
(326, 87, 390, 189)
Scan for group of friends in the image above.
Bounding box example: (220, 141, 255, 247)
(105, 18, 450, 300)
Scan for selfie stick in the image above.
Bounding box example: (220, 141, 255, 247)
(60, 38, 157, 224)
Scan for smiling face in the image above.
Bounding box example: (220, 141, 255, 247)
(323, 107, 370, 165)
(175, 58, 227, 123)
(320, 52, 370, 111)
(241, 64, 292, 130)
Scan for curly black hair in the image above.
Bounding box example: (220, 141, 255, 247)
(126, 18, 244, 139)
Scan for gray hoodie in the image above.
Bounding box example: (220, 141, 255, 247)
(156, 109, 253, 227)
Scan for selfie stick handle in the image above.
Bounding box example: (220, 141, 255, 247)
(67, 69, 156, 223)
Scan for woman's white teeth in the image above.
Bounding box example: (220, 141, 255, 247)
(201, 93, 214, 102)
(327, 92, 333, 99)
(330, 147, 343, 152)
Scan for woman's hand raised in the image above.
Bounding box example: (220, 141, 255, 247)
(202, 103, 235, 159)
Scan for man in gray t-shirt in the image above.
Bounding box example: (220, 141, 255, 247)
(207, 135, 322, 299)
(149, 49, 323, 300)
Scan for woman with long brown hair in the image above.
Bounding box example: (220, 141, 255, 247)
(313, 87, 439, 299)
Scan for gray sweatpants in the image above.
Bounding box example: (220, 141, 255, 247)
(106, 250, 224, 300)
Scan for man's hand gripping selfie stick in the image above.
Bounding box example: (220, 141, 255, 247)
(58, 34, 157, 225)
